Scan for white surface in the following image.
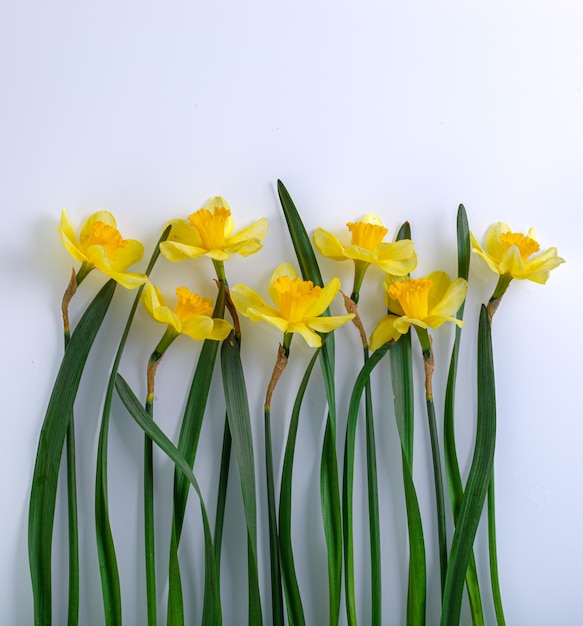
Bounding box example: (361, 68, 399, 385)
(1, 1, 581, 624)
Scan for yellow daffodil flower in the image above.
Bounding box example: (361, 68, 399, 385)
(230, 263, 354, 348)
(313, 214, 417, 290)
(159, 196, 268, 263)
(141, 282, 232, 342)
(369, 272, 467, 351)
(470, 222, 564, 284)
(58, 208, 146, 289)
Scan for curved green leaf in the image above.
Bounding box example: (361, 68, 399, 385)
(167, 285, 226, 624)
(444, 204, 484, 624)
(29, 279, 116, 626)
(441, 305, 496, 626)
(279, 350, 320, 626)
(95, 226, 170, 626)
(115, 374, 221, 625)
(278, 179, 341, 625)
(343, 342, 392, 625)
(220, 332, 263, 625)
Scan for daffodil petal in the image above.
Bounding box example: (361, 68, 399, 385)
(107, 270, 148, 290)
(141, 283, 180, 329)
(521, 247, 565, 279)
(203, 196, 234, 238)
(287, 323, 322, 348)
(205, 249, 231, 261)
(471, 243, 503, 275)
(79, 211, 117, 246)
(226, 217, 269, 255)
(374, 240, 418, 275)
(180, 316, 215, 340)
(59, 229, 88, 263)
(303, 276, 341, 318)
(267, 263, 298, 306)
(484, 222, 511, 258)
(426, 271, 452, 310)
(107, 239, 144, 272)
(165, 219, 203, 247)
(249, 311, 290, 333)
(425, 315, 464, 330)
(58, 209, 86, 261)
(207, 319, 234, 341)
(86, 246, 146, 289)
(307, 313, 354, 333)
(394, 316, 426, 334)
(429, 277, 468, 319)
(361, 213, 385, 226)
(383, 276, 406, 315)
(141, 282, 161, 319)
(369, 315, 402, 351)
(230, 284, 280, 320)
(159, 240, 207, 262)
(312, 228, 347, 261)
(499, 247, 525, 277)
(341, 245, 378, 264)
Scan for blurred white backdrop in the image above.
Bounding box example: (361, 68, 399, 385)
(1, 1, 581, 624)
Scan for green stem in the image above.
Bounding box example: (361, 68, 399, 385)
(144, 396, 157, 626)
(95, 226, 170, 625)
(66, 418, 79, 626)
(62, 328, 79, 626)
(279, 351, 320, 626)
(444, 320, 485, 625)
(425, 396, 448, 596)
(488, 475, 506, 625)
(389, 330, 426, 625)
(167, 284, 226, 624)
(440, 306, 496, 625)
(264, 405, 284, 626)
(491, 274, 513, 301)
(416, 327, 447, 596)
(363, 347, 381, 626)
(214, 418, 232, 572)
(343, 344, 393, 626)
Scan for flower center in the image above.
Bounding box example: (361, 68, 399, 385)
(499, 231, 540, 260)
(347, 220, 388, 251)
(87, 221, 126, 256)
(388, 278, 433, 319)
(273, 276, 322, 322)
(188, 207, 230, 250)
(174, 286, 213, 321)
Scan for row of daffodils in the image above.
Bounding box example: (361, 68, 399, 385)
(29, 182, 564, 626)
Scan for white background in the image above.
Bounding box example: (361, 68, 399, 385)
(1, 1, 582, 624)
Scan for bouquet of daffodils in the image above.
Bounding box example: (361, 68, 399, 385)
(29, 181, 563, 626)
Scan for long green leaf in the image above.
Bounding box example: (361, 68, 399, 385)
(264, 404, 284, 626)
(29, 279, 116, 626)
(278, 179, 341, 625)
(220, 332, 263, 625)
(342, 342, 392, 625)
(115, 375, 221, 625)
(441, 305, 496, 625)
(488, 476, 506, 625)
(444, 204, 470, 506)
(390, 224, 426, 625)
(279, 350, 320, 626)
(444, 205, 484, 624)
(167, 285, 226, 624)
(277, 180, 324, 286)
(389, 330, 426, 625)
(95, 226, 170, 626)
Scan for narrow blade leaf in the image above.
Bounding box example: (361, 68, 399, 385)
(441, 306, 496, 625)
(115, 374, 221, 625)
(29, 279, 116, 625)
